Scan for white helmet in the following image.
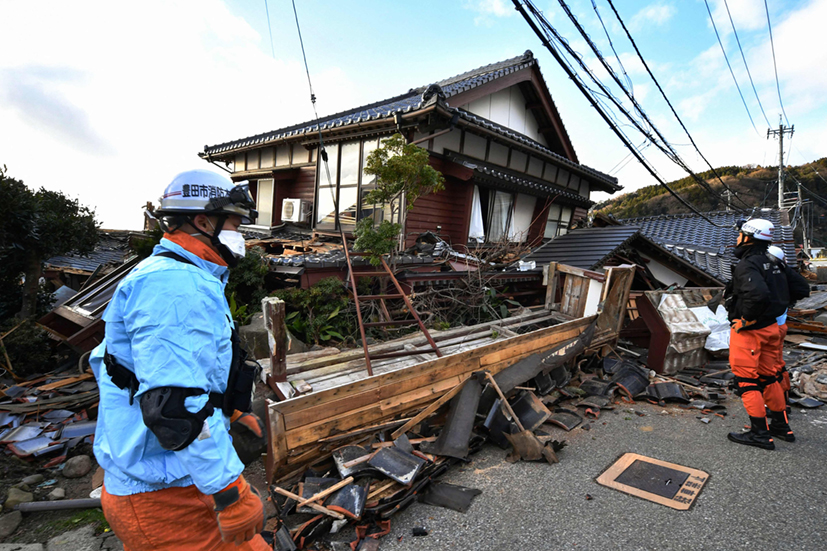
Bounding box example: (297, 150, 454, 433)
(767, 245, 785, 262)
(155, 169, 257, 224)
(739, 218, 774, 242)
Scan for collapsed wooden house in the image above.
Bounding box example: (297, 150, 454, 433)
(263, 263, 635, 484)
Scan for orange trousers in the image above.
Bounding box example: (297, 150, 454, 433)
(729, 324, 785, 417)
(102, 485, 270, 551)
(769, 323, 791, 394)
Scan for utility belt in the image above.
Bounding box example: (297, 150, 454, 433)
(103, 250, 259, 417)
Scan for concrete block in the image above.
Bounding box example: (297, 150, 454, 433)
(46, 525, 100, 551)
(239, 313, 269, 360)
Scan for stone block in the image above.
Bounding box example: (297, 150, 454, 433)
(63, 456, 92, 479)
(4, 489, 33, 511)
(46, 525, 100, 551)
(0, 511, 23, 539)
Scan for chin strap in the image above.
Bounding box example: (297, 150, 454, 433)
(190, 214, 237, 267)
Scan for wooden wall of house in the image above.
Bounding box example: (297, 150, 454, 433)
(527, 199, 551, 247)
(404, 177, 473, 249)
(271, 167, 317, 225)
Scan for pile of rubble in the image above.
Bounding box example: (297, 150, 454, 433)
(264, 333, 739, 550)
(0, 369, 97, 464)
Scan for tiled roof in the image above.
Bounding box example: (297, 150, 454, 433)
(522, 225, 641, 270)
(202, 52, 618, 190)
(454, 109, 619, 191)
(621, 210, 796, 282)
(446, 153, 593, 207)
(45, 233, 132, 273)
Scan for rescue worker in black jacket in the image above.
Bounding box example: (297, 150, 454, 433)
(725, 219, 789, 450)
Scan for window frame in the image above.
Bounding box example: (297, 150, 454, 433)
(314, 137, 401, 232)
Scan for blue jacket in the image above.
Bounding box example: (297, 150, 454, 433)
(90, 238, 244, 496)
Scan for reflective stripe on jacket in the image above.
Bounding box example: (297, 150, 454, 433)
(90, 238, 243, 496)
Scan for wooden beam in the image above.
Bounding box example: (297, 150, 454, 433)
(272, 487, 345, 520)
(262, 297, 287, 382)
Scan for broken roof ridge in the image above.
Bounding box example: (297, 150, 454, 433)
(202, 51, 538, 156)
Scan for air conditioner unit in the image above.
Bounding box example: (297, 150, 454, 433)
(281, 198, 310, 223)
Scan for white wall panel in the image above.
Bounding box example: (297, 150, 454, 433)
(463, 132, 487, 160)
(260, 147, 274, 168)
(490, 89, 511, 127)
(433, 129, 461, 154)
(488, 142, 508, 166)
(508, 87, 527, 135)
(464, 97, 491, 119)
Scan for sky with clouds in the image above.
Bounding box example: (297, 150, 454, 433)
(1, 0, 824, 229)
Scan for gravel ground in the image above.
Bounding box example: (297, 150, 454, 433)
(375, 398, 827, 551)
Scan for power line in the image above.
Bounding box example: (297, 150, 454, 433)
(703, 0, 759, 135)
(512, 0, 730, 227)
(723, 0, 770, 128)
(559, 0, 750, 211)
(605, 0, 751, 210)
(590, 0, 632, 94)
(263, 0, 275, 59)
(764, 0, 790, 126)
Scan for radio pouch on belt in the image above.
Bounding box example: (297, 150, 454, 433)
(221, 321, 259, 416)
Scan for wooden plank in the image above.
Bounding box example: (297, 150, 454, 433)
(265, 401, 288, 483)
(282, 320, 593, 448)
(544, 262, 558, 310)
(390, 375, 470, 439)
(272, 487, 344, 519)
(274, 315, 592, 418)
(296, 476, 354, 507)
(285, 376, 463, 448)
(35, 373, 95, 392)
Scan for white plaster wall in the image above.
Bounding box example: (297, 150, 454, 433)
(461, 85, 548, 147)
(584, 279, 603, 316)
(638, 253, 689, 286)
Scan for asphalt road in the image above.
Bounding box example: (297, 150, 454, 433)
(376, 397, 827, 551)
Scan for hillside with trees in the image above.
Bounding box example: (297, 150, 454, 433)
(596, 159, 827, 246)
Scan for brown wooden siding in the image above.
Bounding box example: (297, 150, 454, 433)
(404, 177, 472, 249)
(272, 167, 317, 225)
(572, 206, 588, 224)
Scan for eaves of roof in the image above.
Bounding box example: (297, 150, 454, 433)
(452, 108, 619, 192)
(446, 152, 593, 208)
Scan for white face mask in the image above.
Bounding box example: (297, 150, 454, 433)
(217, 230, 246, 259)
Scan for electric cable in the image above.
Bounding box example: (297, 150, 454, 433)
(263, 0, 275, 59)
(605, 0, 751, 209)
(764, 0, 790, 127)
(723, 0, 770, 128)
(512, 0, 730, 227)
(591, 0, 632, 94)
(703, 0, 759, 135)
(559, 0, 746, 210)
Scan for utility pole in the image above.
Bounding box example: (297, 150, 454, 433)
(721, 189, 733, 211)
(767, 114, 794, 209)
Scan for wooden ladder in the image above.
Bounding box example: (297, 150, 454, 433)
(342, 236, 442, 376)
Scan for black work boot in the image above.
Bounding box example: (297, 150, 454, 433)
(768, 409, 795, 442)
(728, 416, 775, 450)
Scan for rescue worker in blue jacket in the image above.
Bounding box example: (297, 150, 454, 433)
(765, 245, 810, 439)
(89, 170, 269, 550)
